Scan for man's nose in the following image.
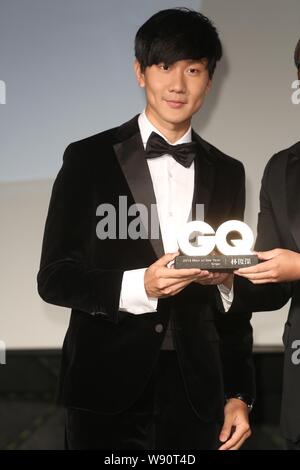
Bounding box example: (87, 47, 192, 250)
(168, 69, 186, 94)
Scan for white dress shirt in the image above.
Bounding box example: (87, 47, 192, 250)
(119, 110, 233, 313)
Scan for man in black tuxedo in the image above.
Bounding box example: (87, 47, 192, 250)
(232, 38, 300, 449)
(37, 8, 254, 450)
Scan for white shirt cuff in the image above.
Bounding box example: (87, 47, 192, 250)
(119, 268, 158, 314)
(217, 282, 234, 313)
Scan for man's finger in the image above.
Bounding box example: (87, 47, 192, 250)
(170, 276, 205, 295)
(195, 273, 232, 285)
(219, 428, 251, 450)
(162, 277, 199, 296)
(218, 425, 249, 450)
(195, 271, 214, 279)
(235, 271, 274, 281)
(251, 278, 276, 284)
(235, 259, 273, 275)
(162, 274, 204, 289)
(235, 272, 268, 280)
(256, 249, 281, 261)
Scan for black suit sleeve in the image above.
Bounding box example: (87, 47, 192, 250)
(37, 143, 124, 323)
(226, 158, 291, 315)
(215, 308, 255, 399)
(256, 157, 286, 250)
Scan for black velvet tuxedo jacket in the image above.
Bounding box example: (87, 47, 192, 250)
(228, 142, 300, 441)
(37, 114, 255, 423)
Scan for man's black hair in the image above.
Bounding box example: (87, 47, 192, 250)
(294, 38, 300, 69)
(135, 7, 222, 79)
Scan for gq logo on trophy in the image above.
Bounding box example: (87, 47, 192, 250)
(175, 220, 258, 271)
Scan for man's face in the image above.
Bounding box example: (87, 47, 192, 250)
(134, 58, 212, 129)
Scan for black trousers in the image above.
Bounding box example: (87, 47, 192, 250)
(65, 350, 222, 450)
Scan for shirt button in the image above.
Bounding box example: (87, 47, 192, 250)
(155, 323, 164, 333)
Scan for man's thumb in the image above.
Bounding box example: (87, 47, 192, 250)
(155, 251, 179, 267)
(219, 422, 231, 443)
(257, 249, 276, 261)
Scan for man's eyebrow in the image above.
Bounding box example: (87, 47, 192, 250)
(186, 59, 207, 64)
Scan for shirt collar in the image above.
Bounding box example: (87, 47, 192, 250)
(138, 109, 192, 149)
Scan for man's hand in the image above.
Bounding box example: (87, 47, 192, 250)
(193, 272, 233, 288)
(234, 248, 300, 284)
(144, 252, 210, 298)
(218, 398, 251, 450)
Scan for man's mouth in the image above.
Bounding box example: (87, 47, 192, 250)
(165, 99, 186, 109)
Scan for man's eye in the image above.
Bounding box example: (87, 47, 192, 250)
(159, 64, 170, 71)
(188, 68, 199, 74)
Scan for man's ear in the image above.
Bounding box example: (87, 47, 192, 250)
(134, 60, 145, 88)
(205, 79, 212, 95)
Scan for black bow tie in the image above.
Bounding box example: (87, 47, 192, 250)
(145, 131, 197, 168)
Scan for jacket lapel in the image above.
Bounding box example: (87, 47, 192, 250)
(113, 116, 164, 259)
(286, 142, 300, 252)
(189, 130, 215, 223)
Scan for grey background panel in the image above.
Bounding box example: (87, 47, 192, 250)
(0, 0, 200, 181)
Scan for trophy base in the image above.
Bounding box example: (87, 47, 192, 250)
(174, 254, 258, 272)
